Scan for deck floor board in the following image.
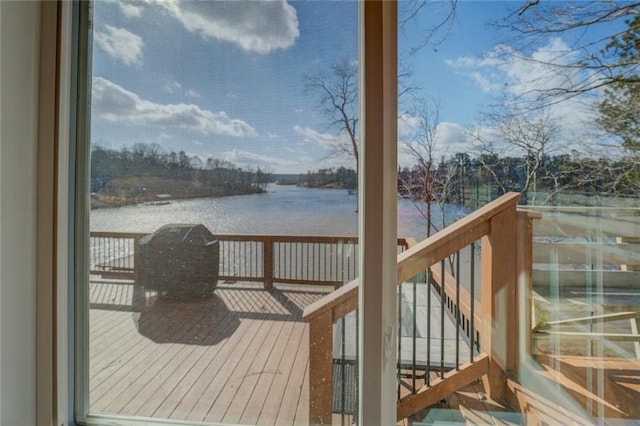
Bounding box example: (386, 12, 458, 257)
(87, 279, 483, 424)
(88, 280, 329, 425)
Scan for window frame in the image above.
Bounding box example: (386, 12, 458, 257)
(46, 1, 400, 425)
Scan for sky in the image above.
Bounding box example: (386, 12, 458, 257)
(90, 0, 620, 174)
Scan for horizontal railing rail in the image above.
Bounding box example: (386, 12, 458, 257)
(526, 206, 640, 289)
(89, 231, 408, 291)
(303, 192, 526, 423)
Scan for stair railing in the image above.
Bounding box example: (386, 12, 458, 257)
(303, 192, 530, 424)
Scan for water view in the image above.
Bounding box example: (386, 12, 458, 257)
(90, 183, 471, 241)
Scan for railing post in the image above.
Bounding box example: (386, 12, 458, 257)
(132, 235, 145, 308)
(308, 310, 333, 425)
(263, 236, 274, 290)
(516, 210, 536, 369)
(481, 204, 518, 400)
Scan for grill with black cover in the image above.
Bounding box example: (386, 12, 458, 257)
(139, 224, 219, 299)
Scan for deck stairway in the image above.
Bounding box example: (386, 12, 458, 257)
(303, 192, 533, 424)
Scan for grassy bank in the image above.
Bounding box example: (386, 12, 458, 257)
(92, 176, 264, 208)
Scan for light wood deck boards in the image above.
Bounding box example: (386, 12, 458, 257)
(88, 279, 328, 425)
(536, 353, 640, 420)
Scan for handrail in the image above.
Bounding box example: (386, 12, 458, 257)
(397, 192, 520, 283)
(303, 192, 520, 322)
(302, 192, 524, 424)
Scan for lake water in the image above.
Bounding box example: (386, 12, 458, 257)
(90, 183, 471, 241)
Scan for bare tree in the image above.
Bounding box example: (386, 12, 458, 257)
(491, 1, 640, 109)
(400, 100, 441, 237)
(305, 58, 359, 169)
(400, 0, 458, 54)
(472, 111, 560, 204)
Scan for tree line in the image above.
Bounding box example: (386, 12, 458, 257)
(399, 151, 640, 206)
(91, 143, 272, 205)
(301, 167, 357, 190)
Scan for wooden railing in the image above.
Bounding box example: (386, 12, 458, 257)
(302, 192, 529, 423)
(89, 232, 409, 290)
(524, 206, 640, 359)
(89, 231, 144, 280)
(527, 205, 640, 288)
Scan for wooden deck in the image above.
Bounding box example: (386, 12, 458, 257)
(88, 278, 473, 425)
(88, 278, 331, 425)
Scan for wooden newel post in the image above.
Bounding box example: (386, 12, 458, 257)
(308, 310, 333, 425)
(516, 210, 536, 368)
(263, 237, 274, 290)
(481, 203, 518, 400)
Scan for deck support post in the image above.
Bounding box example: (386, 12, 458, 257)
(263, 237, 274, 290)
(308, 310, 333, 425)
(481, 202, 519, 400)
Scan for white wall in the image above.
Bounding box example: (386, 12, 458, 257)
(0, 2, 41, 425)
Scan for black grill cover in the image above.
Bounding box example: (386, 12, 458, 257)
(139, 224, 219, 298)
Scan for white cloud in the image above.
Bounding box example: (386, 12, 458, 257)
(163, 79, 182, 93)
(118, 2, 144, 18)
(292, 125, 358, 171)
(446, 37, 602, 150)
(103, 0, 145, 18)
(397, 113, 421, 137)
(222, 148, 300, 171)
(293, 125, 343, 149)
(447, 38, 587, 101)
(434, 122, 472, 152)
(163, 80, 200, 98)
(159, 0, 299, 54)
(92, 77, 257, 137)
(94, 25, 143, 66)
(399, 121, 473, 167)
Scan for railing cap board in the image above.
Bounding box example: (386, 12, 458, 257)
(89, 231, 147, 239)
(516, 208, 542, 220)
(397, 192, 520, 283)
(303, 192, 521, 324)
(525, 205, 640, 214)
(302, 278, 359, 322)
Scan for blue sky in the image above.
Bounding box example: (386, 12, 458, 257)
(90, 1, 615, 173)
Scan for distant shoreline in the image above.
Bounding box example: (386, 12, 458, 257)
(91, 182, 265, 210)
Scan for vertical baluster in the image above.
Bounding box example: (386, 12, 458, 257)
(440, 259, 445, 378)
(277, 242, 281, 281)
(397, 282, 402, 400)
(330, 242, 334, 282)
(341, 316, 346, 425)
(106, 237, 110, 272)
(456, 250, 461, 369)
(223, 241, 227, 278)
(289, 242, 293, 280)
(412, 276, 417, 393)
(341, 242, 345, 283)
(470, 242, 476, 361)
(355, 307, 359, 421)
(426, 267, 431, 386)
